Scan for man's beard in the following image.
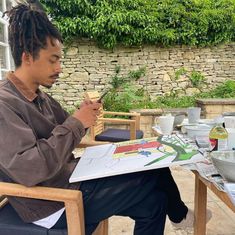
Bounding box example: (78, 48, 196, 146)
(42, 84, 53, 89)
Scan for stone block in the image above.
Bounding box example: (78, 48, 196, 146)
(159, 51, 169, 60)
(163, 73, 171, 82)
(70, 72, 89, 82)
(65, 47, 78, 56)
(183, 51, 195, 60)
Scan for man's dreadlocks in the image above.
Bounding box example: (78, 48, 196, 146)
(4, 1, 62, 68)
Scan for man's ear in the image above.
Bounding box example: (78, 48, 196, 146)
(21, 52, 32, 65)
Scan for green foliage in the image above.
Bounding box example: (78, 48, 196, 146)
(41, 0, 235, 48)
(175, 67, 187, 80)
(200, 80, 235, 98)
(104, 76, 235, 112)
(103, 66, 146, 112)
(153, 79, 235, 109)
(189, 70, 206, 87)
(109, 65, 146, 89)
(154, 94, 196, 108)
(104, 85, 146, 112)
(174, 68, 206, 88)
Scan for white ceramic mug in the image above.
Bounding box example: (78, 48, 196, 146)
(226, 128, 235, 150)
(155, 115, 175, 135)
(187, 107, 201, 124)
(224, 116, 235, 128)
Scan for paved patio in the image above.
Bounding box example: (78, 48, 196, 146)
(108, 166, 235, 235)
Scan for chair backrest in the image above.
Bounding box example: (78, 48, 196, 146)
(84, 91, 105, 139)
(84, 90, 144, 142)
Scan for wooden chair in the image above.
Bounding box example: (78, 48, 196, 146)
(0, 183, 108, 235)
(84, 91, 144, 142)
(0, 140, 108, 235)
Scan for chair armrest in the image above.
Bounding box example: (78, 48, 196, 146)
(98, 118, 136, 125)
(0, 182, 81, 201)
(103, 111, 140, 117)
(0, 182, 85, 235)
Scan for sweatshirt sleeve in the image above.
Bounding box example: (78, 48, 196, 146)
(0, 103, 85, 187)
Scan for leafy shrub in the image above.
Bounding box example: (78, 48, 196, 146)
(41, 0, 235, 48)
(154, 94, 196, 108)
(189, 70, 206, 88)
(200, 80, 235, 98)
(103, 78, 235, 112)
(153, 80, 235, 109)
(103, 66, 146, 112)
(175, 68, 187, 80)
(174, 68, 206, 88)
(109, 65, 146, 89)
(104, 85, 145, 112)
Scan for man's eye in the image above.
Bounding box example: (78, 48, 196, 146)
(49, 59, 56, 64)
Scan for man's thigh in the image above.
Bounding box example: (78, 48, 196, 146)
(79, 170, 166, 224)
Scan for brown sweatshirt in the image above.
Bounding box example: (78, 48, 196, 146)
(0, 72, 85, 222)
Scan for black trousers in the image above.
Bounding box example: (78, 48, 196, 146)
(54, 168, 187, 235)
(155, 167, 188, 223)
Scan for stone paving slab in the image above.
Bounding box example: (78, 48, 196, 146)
(108, 166, 235, 235)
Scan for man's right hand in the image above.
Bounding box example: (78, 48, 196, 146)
(72, 102, 101, 128)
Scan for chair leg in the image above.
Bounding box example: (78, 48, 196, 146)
(92, 219, 109, 235)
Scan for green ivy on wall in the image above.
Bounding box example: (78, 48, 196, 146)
(41, 0, 235, 49)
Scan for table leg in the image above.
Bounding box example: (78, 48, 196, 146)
(194, 173, 207, 235)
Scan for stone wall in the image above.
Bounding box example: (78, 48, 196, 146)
(196, 98, 235, 119)
(45, 39, 235, 109)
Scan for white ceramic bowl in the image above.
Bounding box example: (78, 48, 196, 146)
(184, 124, 211, 139)
(210, 151, 235, 182)
(198, 119, 216, 128)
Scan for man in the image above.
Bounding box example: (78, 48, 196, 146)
(0, 2, 167, 235)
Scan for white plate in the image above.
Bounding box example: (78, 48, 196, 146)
(183, 124, 211, 139)
(181, 118, 198, 126)
(198, 119, 216, 126)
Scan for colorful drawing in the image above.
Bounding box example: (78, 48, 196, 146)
(70, 134, 204, 182)
(113, 135, 198, 166)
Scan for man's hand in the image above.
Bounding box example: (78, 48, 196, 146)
(72, 101, 101, 128)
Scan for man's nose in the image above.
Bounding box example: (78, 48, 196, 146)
(55, 62, 62, 73)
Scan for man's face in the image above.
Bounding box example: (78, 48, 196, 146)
(29, 37, 62, 89)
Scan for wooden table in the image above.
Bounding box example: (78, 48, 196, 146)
(193, 171, 235, 235)
(150, 129, 235, 234)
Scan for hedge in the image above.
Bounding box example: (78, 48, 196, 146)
(41, 0, 235, 48)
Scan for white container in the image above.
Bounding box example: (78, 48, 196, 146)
(155, 115, 175, 135)
(187, 107, 201, 124)
(226, 128, 235, 150)
(184, 124, 211, 139)
(210, 151, 235, 182)
(224, 116, 235, 128)
(198, 119, 216, 128)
